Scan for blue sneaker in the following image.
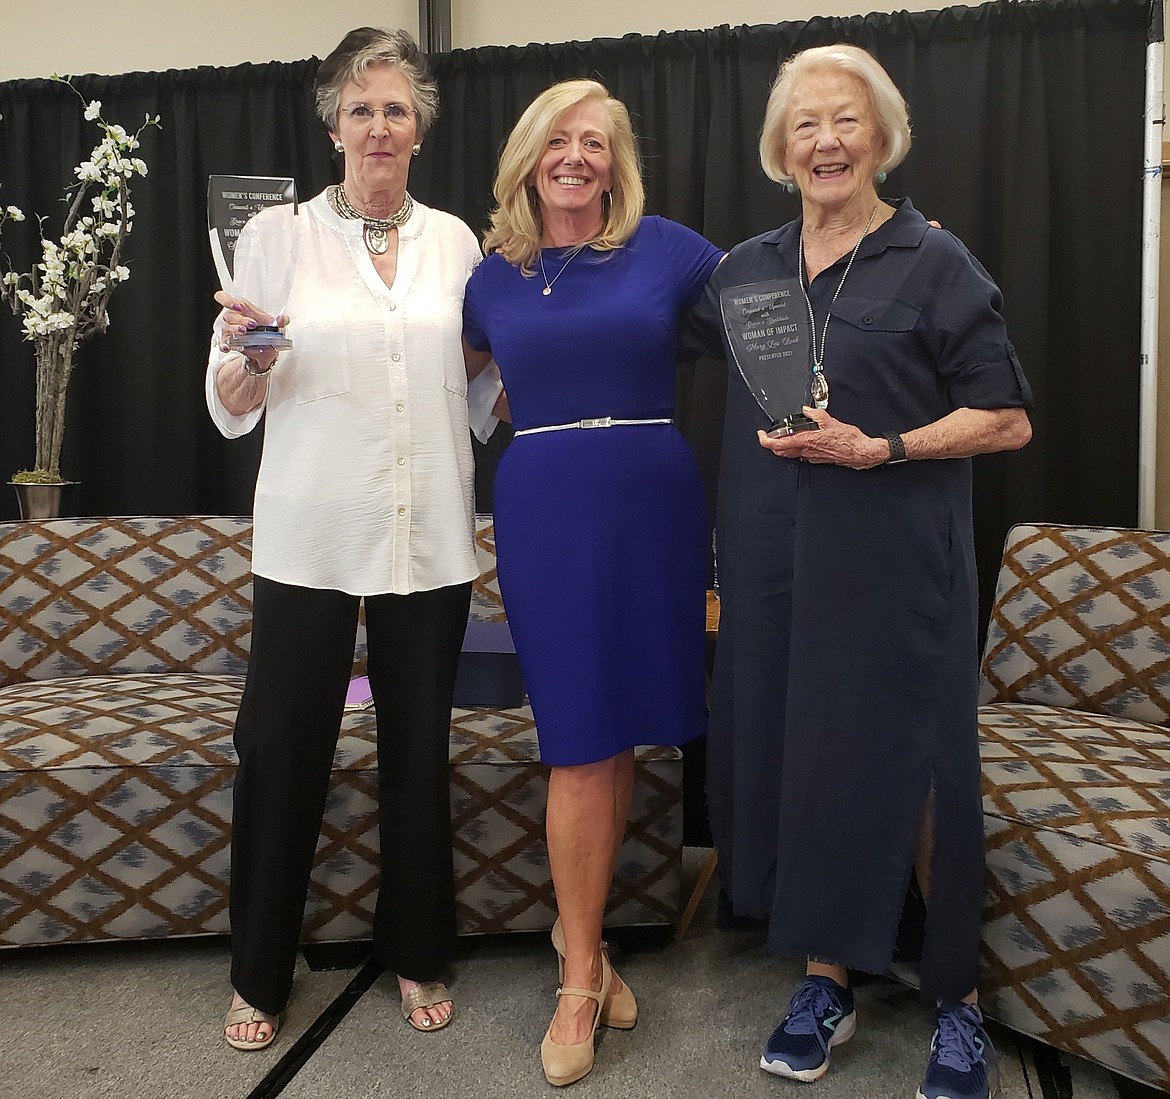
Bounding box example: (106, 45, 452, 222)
(760, 975, 857, 1081)
(917, 1001, 996, 1099)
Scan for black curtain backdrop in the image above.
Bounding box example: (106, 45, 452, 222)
(0, 0, 1148, 631)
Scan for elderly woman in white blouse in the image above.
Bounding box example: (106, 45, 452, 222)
(206, 27, 497, 1051)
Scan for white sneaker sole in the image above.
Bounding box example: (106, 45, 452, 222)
(759, 1011, 858, 1081)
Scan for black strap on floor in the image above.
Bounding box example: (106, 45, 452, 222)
(1025, 1034, 1166, 1099)
(1028, 1036, 1075, 1099)
(1109, 1071, 1167, 1098)
(244, 957, 385, 1099)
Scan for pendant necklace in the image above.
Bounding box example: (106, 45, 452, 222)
(329, 185, 414, 255)
(539, 243, 587, 296)
(798, 203, 878, 409)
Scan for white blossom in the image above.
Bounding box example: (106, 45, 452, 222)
(1, 71, 160, 474)
(23, 308, 76, 338)
(92, 194, 117, 217)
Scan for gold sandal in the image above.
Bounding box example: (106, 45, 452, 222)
(223, 1002, 280, 1051)
(402, 981, 454, 1032)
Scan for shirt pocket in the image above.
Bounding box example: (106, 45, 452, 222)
(830, 295, 921, 334)
(827, 296, 923, 398)
(442, 372, 468, 400)
(441, 345, 468, 400)
(290, 319, 351, 404)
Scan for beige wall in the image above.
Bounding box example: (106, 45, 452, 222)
(1, 1, 950, 81)
(0, 0, 418, 81)
(451, 0, 927, 48)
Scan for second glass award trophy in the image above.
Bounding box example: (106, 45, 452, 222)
(207, 175, 297, 354)
(719, 279, 816, 436)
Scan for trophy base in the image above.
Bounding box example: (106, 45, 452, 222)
(228, 325, 293, 353)
(767, 413, 820, 438)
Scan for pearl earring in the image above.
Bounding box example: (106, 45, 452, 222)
(876, 170, 888, 184)
(412, 144, 421, 156)
(784, 181, 797, 195)
(334, 139, 344, 153)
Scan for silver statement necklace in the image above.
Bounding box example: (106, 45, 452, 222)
(797, 203, 879, 409)
(539, 243, 587, 296)
(329, 185, 414, 255)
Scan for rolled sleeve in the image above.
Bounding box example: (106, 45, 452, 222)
(926, 245, 1034, 412)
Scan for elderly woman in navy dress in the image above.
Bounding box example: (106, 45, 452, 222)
(463, 80, 721, 1086)
(684, 45, 1032, 1099)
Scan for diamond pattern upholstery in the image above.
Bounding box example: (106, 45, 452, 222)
(0, 517, 682, 949)
(977, 524, 1170, 1092)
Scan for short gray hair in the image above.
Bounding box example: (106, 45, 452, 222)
(759, 45, 911, 185)
(315, 27, 439, 137)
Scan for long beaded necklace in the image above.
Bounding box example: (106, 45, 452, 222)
(328, 185, 414, 255)
(538, 243, 588, 296)
(797, 203, 878, 409)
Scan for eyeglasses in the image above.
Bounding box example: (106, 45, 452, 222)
(341, 103, 415, 127)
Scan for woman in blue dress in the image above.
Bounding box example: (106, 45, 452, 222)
(463, 79, 722, 1087)
(683, 46, 1032, 1099)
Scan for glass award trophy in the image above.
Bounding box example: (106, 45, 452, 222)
(207, 175, 297, 354)
(719, 279, 817, 436)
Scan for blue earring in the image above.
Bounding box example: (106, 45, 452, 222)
(876, 170, 888, 184)
(784, 181, 797, 195)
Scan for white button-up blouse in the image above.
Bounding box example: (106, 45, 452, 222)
(206, 192, 490, 596)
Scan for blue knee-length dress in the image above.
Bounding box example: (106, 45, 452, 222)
(463, 217, 722, 765)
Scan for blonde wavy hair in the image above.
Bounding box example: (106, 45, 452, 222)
(758, 44, 912, 186)
(482, 79, 645, 270)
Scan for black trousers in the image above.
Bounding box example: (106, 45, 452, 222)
(229, 575, 471, 1015)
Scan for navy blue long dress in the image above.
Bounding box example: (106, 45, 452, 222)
(464, 216, 723, 765)
(682, 199, 1033, 1000)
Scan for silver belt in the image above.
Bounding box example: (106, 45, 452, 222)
(514, 416, 672, 437)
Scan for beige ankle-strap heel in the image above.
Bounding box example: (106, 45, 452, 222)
(540, 952, 613, 1086)
(551, 917, 638, 1029)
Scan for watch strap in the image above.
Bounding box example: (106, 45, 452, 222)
(883, 431, 908, 464)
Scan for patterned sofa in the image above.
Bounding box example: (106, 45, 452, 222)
(977, 523, 1170, 1092)
(0, 516, 683, 947)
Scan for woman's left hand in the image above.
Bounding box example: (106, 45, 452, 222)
(757, 406, 887, 469)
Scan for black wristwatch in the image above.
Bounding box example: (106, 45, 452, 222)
(883, 432, 908, 464)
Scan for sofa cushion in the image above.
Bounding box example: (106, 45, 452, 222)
(979, 525, 1170, 724)
(0, 517, 253, 685)
(980, 700, 1170, 859)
